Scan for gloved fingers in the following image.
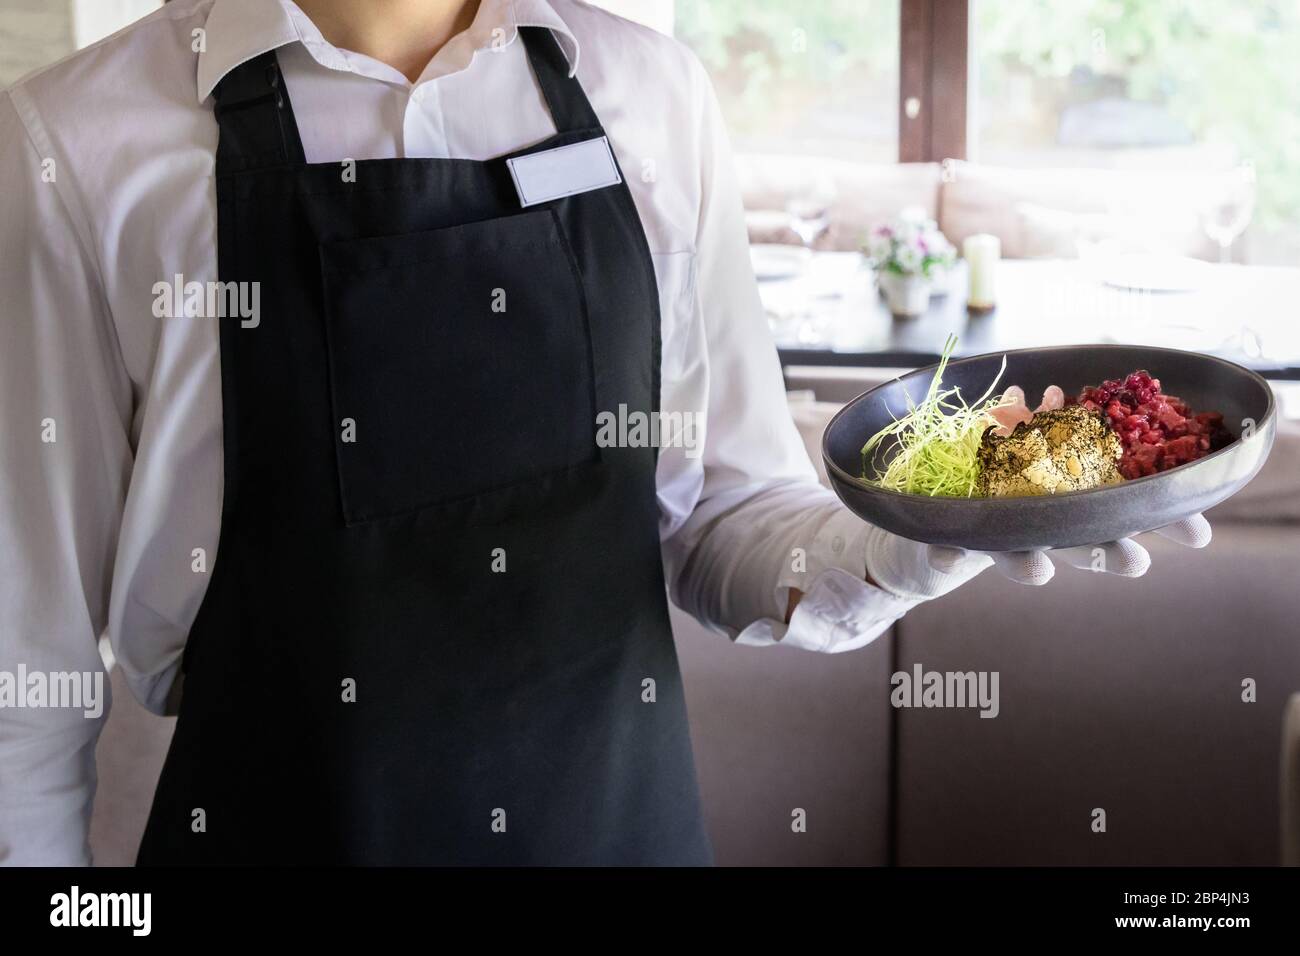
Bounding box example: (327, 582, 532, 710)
(928, 544, 969, 575)
(927, 544, 994, 577)
(1151, 513, 1212, 549)
(989, 549, 1055, 586)
(930, 546, 1053, 586)
(870, 529, 993, 601)
(1052, 538, 1151, 577)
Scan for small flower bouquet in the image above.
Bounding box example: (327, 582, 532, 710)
(862, 211, 957, 316)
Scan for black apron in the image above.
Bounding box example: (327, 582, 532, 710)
(136, 27, 713, 866)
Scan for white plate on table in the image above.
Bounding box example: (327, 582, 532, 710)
(1093, 254, 1208, 293)
(750, 243, 811, 282)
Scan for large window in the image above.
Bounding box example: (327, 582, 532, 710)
(973, 0, 1300, 264)
(673, 0, 900, 162)
(669, 0, 1300, 265)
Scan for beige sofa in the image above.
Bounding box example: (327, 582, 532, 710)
(681, 387, 1300, 866)
(740, 155, 1242, 262)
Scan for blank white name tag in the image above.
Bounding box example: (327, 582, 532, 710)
(506, 136, 622, 207)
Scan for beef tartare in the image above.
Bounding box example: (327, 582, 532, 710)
(1070, 370, 1233, 479)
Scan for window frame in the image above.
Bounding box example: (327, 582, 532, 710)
(898, 0, 971, 163)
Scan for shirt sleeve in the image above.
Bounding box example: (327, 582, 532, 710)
(659, 56, 918, 654)
(0, 88, 133, 865)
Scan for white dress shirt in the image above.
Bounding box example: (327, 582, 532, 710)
(0, 0, 919, 865)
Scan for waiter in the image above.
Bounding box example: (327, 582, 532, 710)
(0, 0, 1210, 865)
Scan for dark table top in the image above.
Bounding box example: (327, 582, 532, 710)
(763, 254, 1300, 381)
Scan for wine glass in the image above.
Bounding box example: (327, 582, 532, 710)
(783, 175, 838, 344)
(1201, 162, 1256, 263)
(786, 175, 837, 250)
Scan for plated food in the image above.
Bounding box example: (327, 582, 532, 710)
(860, 337, 1234, 499)
(1075, 370, 1233, 479)
(823, 343, 1275, 552)
(978, 406, 1123, 497)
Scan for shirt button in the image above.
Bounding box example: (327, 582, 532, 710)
(411, 86, 426, 103)
(831, 535, 845, 555)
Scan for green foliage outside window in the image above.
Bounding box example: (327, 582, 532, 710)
(677, 0, 1300, 229)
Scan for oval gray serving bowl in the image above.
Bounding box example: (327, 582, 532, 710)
(822, 345, 1276, 552)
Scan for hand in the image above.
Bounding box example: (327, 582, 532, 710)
(865, 514, 1212, 600)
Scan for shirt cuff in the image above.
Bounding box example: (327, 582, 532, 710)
(735, 510, 921, 653)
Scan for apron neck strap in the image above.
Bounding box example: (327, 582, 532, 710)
(211, 27, 598, 172)
(518, 26, 600, 133)
(212, 49, 307, 172)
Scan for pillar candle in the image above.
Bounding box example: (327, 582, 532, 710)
(964, 233, 1000, 312)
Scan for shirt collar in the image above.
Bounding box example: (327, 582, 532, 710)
(196, 0, 580, 103)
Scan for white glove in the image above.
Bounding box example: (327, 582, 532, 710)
(865, 513, 1212, 599)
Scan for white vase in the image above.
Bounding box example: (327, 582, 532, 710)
(927, 262, 951, 298)
(879, 270, 932, 317)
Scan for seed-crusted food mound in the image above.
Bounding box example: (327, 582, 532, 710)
(977, 406, 1123, 497)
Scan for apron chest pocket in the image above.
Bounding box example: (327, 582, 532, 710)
(319, 209, 600, 526)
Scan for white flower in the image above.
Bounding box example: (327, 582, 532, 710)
(894, 221, 920, 247)
(865, 233, 893, 263)
(895, 244, 923, 273)
(867, 212, 956, 275)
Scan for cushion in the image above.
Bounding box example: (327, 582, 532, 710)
(939, 160, 1240, 260)
(737, 155, 944, 252)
